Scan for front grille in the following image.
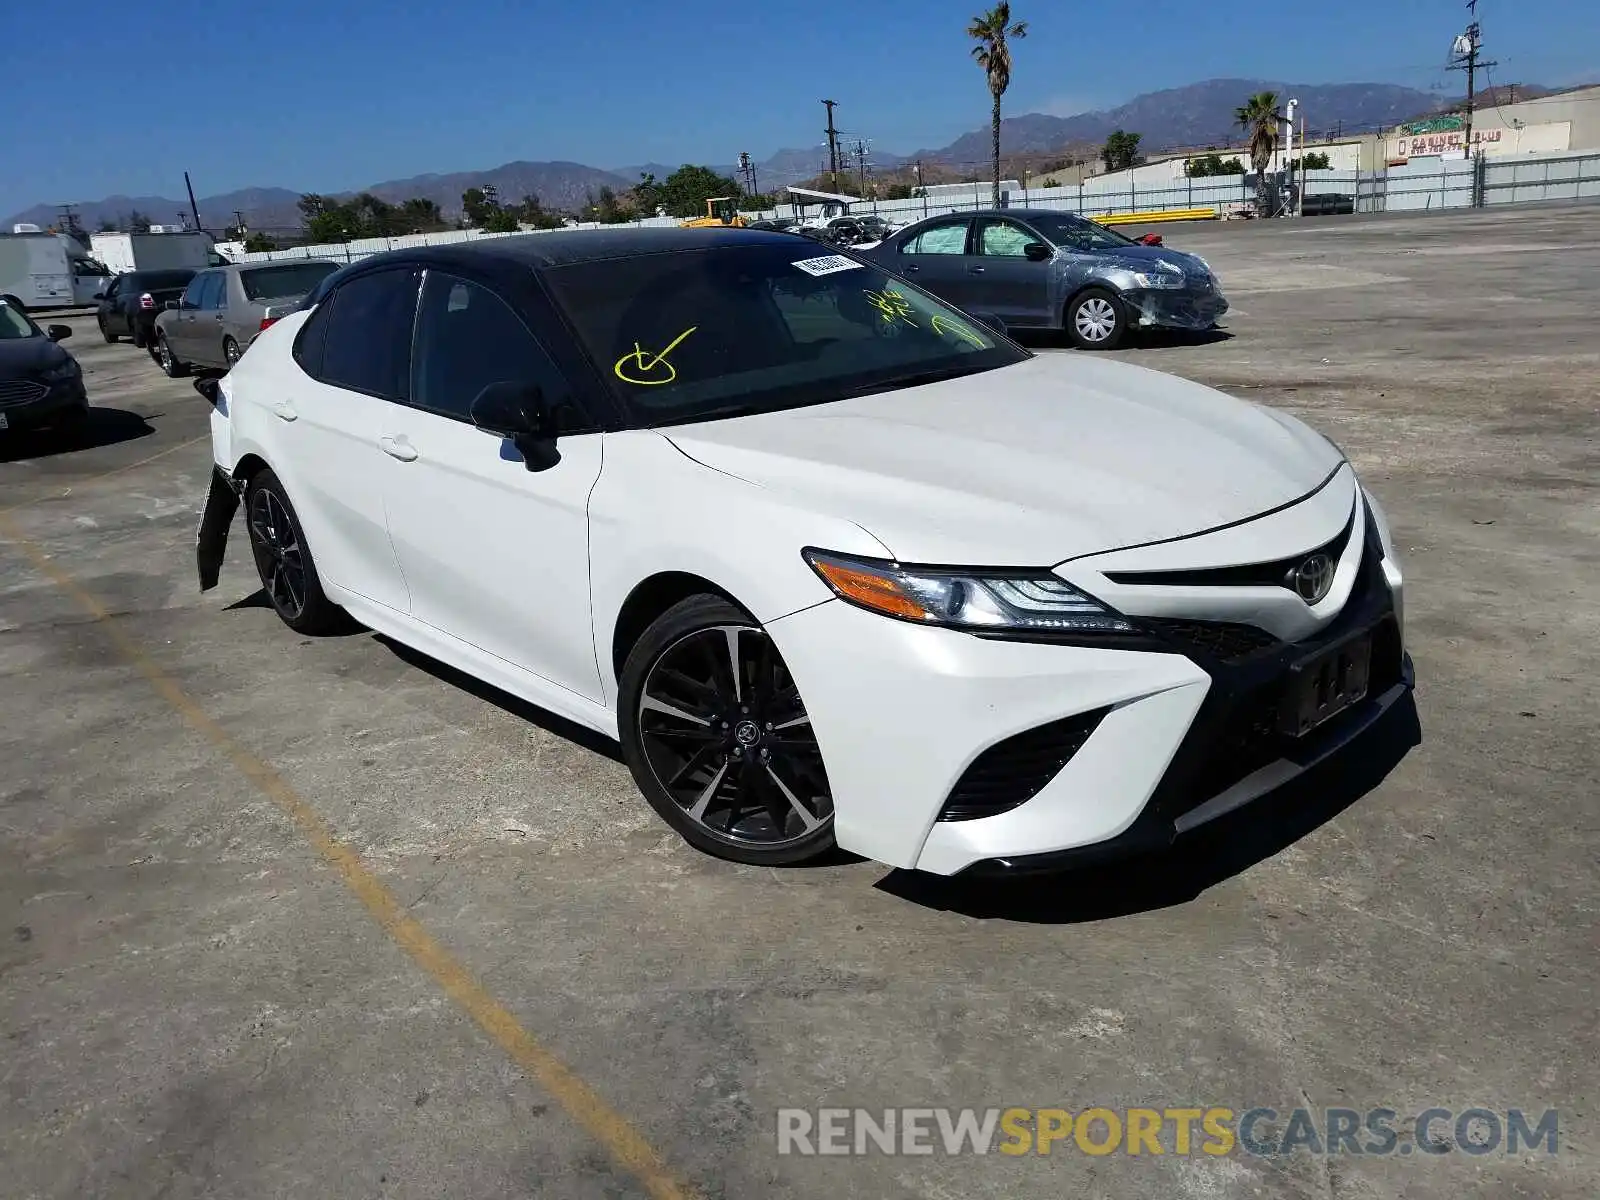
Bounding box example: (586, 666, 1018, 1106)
(1107, 510, 1356, 591)
(1146, 618, 1280, 663)
(0, 379, 49, 409)
(939, 709, 1107, 821)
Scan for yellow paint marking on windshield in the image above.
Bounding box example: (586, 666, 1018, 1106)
(931, 314, 986, 347)
(862, 288, 916, 326)
(614, 326, 698, 386)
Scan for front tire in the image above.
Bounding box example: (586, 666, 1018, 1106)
(243, 469, 345, 634)
(100, 315, 118, 343)
(618, 595, 836, 866)
(1066, 287, 1128, 350)
(156, 333, 189, 377)
(223, 337, 242, 367)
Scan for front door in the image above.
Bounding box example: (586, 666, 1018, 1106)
(378, 269, 605, 702)
(970, 218, 1053, 326)
(169, 272, 209, 358)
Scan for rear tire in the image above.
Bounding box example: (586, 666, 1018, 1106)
(130, 319, 147, 349)
(1066, 287, 1128, 350)
(223, 337, 242, 367)
(243, 468, 346, 635)
(618, 594, 836, 867)
(156, 333, 189, 377)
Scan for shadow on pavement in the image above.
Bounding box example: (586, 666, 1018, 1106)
(0, 407, 154, 463)
(1010, 327, 1234, 352)
(875, 693, 1422, 923)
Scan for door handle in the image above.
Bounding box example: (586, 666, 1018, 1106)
(270, 401, 298, 422)
(378, 435, 418, 462)
(968, 266, 986, 274)
(214, 313, 225, 321)
(902, 263, 920, 272)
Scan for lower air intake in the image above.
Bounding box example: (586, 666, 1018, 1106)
(938, 709, 1108, 822)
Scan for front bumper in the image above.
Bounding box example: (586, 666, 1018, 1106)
(0, 378, 88, 431)
(768, 495, 1408, 876)
(1122, 287, 1229, 331)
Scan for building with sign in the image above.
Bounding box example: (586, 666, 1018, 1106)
(1385, 85, 1599, 163)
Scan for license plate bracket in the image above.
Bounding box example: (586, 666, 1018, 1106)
(1280, 633, 1372, 737)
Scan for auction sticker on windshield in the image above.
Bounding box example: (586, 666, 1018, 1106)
(792, 255, 862, 277)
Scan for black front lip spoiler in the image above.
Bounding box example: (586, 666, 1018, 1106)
(197, 465, 242, 592)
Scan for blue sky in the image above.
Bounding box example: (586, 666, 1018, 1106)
(3, 0, 1595, 218)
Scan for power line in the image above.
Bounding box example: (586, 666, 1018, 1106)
(1448, 0, 1498, 152)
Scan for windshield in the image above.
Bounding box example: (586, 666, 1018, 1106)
(0, 301, 38, 340)
(544, 243, 1027, 427)
(1026, 213, 1139, 251)
(240, 261, 338, 301)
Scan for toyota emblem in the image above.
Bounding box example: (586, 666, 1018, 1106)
(1292, 553, 1336, 604)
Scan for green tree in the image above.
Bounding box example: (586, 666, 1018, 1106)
(461, 187, 498, 228)
(881, 182, 914, 200)
(97, 218, 119, 233)
(1101, 130, 1143, 172)
(658, 165, 743, 218)
(967, 3, 1028, 207)
(128, 209, 152, 234)
(1235, 91, 1281, 216)
(243, 232, 277, 253)
(397, 197, 447, 232)
(1290, 151, 1332, 171)
(481, 207, 522, 233)
(632, 172, 663, 218)
(585, 185, 634, 224)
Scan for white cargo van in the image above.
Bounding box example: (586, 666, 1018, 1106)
(89, 231, 221, 275)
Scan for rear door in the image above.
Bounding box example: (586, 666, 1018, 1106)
(970, 217, 1053, 326)
(169, 272, 211, 358)
(378, 268, 606, 702)
(890, 218, 975, 308)
(273, 267, 418, 614)
(195, 272, 230, 367)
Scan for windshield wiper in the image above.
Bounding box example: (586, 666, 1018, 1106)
(836, 363, 990, 400)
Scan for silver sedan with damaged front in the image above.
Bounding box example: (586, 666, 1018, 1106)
(864, 208, 1228, 350)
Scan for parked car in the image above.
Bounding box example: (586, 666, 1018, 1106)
(153, 260, 340, 376)
(745, 218, 799, 233)
(864, 208, 1228, 349)
(94, 268, 197, 347)
(0, 300, 87, 435)
(194, 228, 1410, 875)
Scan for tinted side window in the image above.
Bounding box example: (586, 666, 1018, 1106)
(412, 272, 574, 426)
(317, 269, 418, 401)
(180, 274, 208, 307)
(203, 274, 228, 310)
(901, 222, 969, 255)
(294, 295, 334, 378)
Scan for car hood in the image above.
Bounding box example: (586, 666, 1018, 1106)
(662, 355, 1341, 564)
(1067, 242, 1209, 275)
(0, 336, 69, 379)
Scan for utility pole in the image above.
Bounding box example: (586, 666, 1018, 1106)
(854, 139, 869, 203)
(183, 171, 202, 232)
(915, 160, 928, 218)
(232, 209, 247, 237)
(821, 100, 840, 190)
(1449, 0, 1497, 156)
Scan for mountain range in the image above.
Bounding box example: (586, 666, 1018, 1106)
(6, 78, 1471, 233)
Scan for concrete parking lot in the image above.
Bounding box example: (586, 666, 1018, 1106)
(3, 204, 1596, 1199)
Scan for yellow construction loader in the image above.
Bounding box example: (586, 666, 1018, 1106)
(680, 197, 747, 228)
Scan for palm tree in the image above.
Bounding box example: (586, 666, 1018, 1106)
(968, 4, 1028, 207)
(1235, 91, 1281, 216)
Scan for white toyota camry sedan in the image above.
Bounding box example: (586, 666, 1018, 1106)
(195, 228, 1413, 876)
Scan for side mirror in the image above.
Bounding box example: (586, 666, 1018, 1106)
(92, 292, 106, 301)
(193, 378, 221, 407)
(1137, 233, 1164, 246)
(1023, 241, 1052, 262)
(470, 381, 561, 472)
(165, 299, 180, 310)
(46, 324, 72, 342)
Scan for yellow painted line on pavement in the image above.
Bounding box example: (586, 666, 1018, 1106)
(0, 511, 697, 1200)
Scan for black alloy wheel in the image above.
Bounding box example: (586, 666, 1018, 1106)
(620, 596, 835, 865)
(242, 469, 345, 635)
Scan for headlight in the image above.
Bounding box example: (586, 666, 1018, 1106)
(40, 359, 81, 383)
(803, 549, 1137, 635)
(1129, 270, 1184, 290)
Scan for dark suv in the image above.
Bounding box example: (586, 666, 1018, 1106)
(94, 269, 198, 348)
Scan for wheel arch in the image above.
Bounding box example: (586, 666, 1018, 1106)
(231, 452, 271, 485)
(610, 571, 751, 686)
(1062, 279, 1126, 321)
